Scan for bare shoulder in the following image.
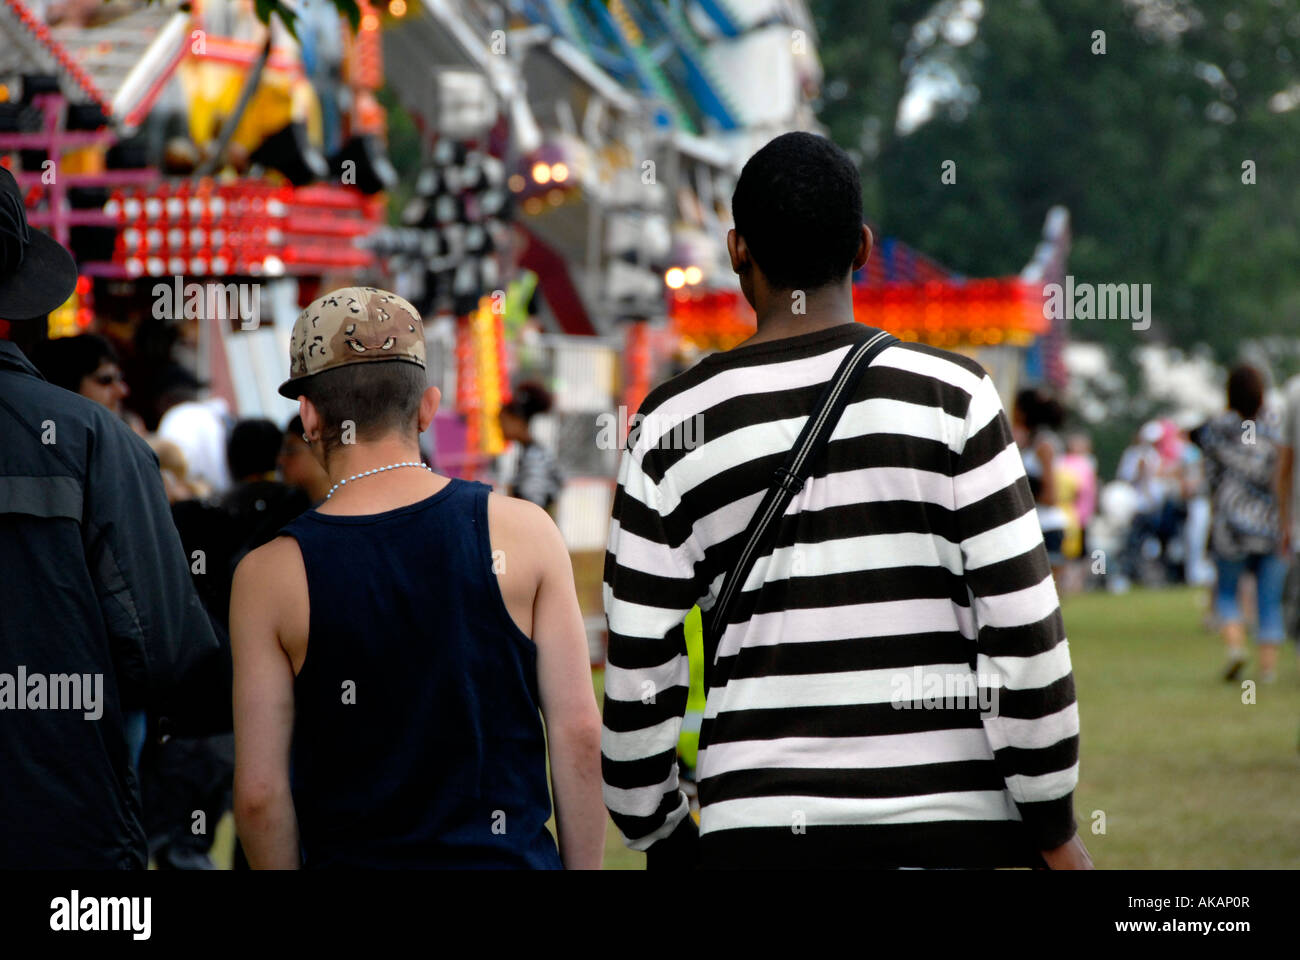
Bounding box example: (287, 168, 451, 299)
(485, 492, 570, 585)
(236, 534, 301, 575)
(487, 492, 563, 545)
(232, 535, 306, 600)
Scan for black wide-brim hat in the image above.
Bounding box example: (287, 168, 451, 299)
(0, 166, 78, 320)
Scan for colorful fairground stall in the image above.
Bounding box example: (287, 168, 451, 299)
(657, 207, 1073, 419)
(0, 0, 392, 423)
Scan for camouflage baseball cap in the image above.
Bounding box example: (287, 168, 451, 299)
(278, 286, 426, 399)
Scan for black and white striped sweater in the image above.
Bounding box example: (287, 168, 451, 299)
(601, 323, 1079, 868)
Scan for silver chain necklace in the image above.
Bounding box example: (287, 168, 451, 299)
(325, 461, 433, 501)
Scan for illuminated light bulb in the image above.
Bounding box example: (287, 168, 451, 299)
(389, 0, 406, 14)
(362, 12, 379, 29)
(523, 197, 543, 215)
(683, 265, 702, 285)
(547, 189, 564, 206)
(508, 174, 525, 192)
(550, 162, 569, 183)
(531, 162, 551, 184)
(665, 267, 686, 289)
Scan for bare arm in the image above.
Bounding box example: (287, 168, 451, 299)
(1042, 833, 1095, 869)
(230, 542, 300, 869)
(1034, 438, 1057, 506)
(528, 510, 606, 869)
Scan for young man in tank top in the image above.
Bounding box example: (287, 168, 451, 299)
(230, 287, 604, 868)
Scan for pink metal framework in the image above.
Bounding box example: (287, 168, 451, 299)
(0, 93, 385, 279)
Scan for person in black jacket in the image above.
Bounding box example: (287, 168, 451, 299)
(0, 166, 224, 869)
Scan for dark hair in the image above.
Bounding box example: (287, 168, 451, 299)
(731, 131, 864, 291)
(286, 414, 304, 436)
(1015, 386, 1065, 432)
(32, 333, 119, 393)
(299, 361, 427, 457)
(228, 418, 284, 479)
(1226, 364, 1264, 420)
(501, 380, 553, 422)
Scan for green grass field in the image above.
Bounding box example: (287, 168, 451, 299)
(214, 586, 1300, 869)
(1062, 587, 1300, 868)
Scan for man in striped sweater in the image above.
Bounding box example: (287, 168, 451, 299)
(601, 132, 1091, 869)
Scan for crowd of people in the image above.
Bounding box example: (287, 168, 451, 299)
(41, 133, 1300, 871)
(1013, 365, 1300, 684)
(19, 330, 572, 868)
(5, 126, 1296, 874)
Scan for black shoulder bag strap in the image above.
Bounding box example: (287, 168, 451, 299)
(706, 330, 898, 667)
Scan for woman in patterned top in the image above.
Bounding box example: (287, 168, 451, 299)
(499, 380, 564, 512)
(1014, 387, 1069, 581)
(1194, 364, 1286, 683)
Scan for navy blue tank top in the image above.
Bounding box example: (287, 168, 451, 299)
(280, 478, 562, 869)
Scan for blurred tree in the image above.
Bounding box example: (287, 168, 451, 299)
(813, 0, 1300, 362)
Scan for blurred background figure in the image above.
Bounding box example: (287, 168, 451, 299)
(1013, 386, 1068, 580)
(146, 436, 208, 504)
(498, 380, 564, 512)
(1058, 431, 1099, 593)
(279, 415, 331, 506)
(1279, 372, 1300, 657)
(156, 368, 233, 496)
(31, 333, 144, 433)
(220, 419, 312, 567)
(1115, 421, 1176, 590)
(1174, 414, 1215, 589)
(1194, 364, 1286, 683)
